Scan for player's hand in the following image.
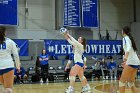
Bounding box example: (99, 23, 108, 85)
(121, 62, 126, 68)
(16, 67, 20, 73)
(65, 66, 69, 72)
(83, 65, 87, 71)
(123, 57, 127, 62)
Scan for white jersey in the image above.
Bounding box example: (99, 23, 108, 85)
(0, 38, 20, 69)
(67, 36, 84, 64)
(123, 36, 140, 65)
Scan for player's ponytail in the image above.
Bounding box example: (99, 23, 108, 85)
(122, 26, 137, 51)
(81, 37, 86, 50)
(0, 26, 6, 44)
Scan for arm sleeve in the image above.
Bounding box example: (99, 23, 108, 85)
(11, 41, 20, 69)
(124, 37, 131, 52)
(67, 35, 83, 48)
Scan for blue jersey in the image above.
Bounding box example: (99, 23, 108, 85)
(14, 67, 25, 77)
(39, 54, 48, 65)
(108, 62, 117, 69)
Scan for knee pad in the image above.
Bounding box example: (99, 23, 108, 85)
(4, 88, 12, 93)
(69, 76, 76, 81)
(79, 76, 86, 82)
(127, 82, 134, 88)
(119, 81, 126, 87)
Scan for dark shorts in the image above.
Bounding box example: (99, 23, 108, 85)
(0, 68, 14, 75)
(128, 65, 139, 69)
(75, 62, 84, 67)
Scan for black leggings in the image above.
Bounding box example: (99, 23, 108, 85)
(41, 64, 49, 82)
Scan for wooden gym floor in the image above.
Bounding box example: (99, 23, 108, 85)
(10, 80, 140, 93)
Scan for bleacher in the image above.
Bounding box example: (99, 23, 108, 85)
(19, 55, 123, 83)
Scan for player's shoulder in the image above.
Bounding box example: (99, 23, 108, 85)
(124, 36, 130, 40)
(123, 36, 131, 42)
(5, 38, 16, 45)
(6, 38, 14, 42)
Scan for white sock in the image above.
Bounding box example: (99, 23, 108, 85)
(3, 88, 12, 93)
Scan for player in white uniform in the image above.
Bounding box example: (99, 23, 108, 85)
(0, 26, 20, 93)
(64, 32, 91, 93)
(119, 26, 140, 93)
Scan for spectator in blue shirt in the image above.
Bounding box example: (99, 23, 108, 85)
(14, 66, 27, 83)
(39, 49, 49, 83)
(108, 57, 117, 80)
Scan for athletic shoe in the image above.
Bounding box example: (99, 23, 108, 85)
(65, 86, 74, 93)
(82, 85, 91, 93)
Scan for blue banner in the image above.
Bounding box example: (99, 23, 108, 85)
(44, 40, 122, 56)
(82, 0, 98, 27)
(0, 0, 18, 25)
(63, 0, 81, 27)
(13, 40, 29, 56)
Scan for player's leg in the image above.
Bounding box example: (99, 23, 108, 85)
(65, 64, 80, 93)
(0, 73, 4, 93)
(119, 65, 136, 93)
(127, 66, 138, 93)
(78, 67, 87, 86)
(78, 67, 91, 92)
(3, 70, 14, 93)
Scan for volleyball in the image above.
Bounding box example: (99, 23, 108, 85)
(60, 27, 67, 34)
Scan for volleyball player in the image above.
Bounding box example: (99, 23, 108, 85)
(0, 26, 20, 93)
(64, 32, 91, 93)
(119, 26, 140, 93)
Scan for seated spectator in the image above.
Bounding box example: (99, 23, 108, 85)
(100, 58, 108, 79)
(107, 57, 117, 80)
(14, 66, 27, 83)
(93, 61, 101, 80)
